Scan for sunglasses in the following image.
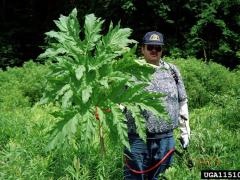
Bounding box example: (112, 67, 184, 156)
(146, 45, 162, 52)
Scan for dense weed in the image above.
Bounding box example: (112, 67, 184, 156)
(0, 59, 239, 179)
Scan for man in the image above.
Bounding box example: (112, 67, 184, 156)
(124, 31, 190, 180)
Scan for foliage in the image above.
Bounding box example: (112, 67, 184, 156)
(0, 56, 240, 179)
(82, 0, 240, 68)
(0, 61, 49, 109)
(185, 0, 240, 67)
(38, 9, 167, 151)
(0, 62, 51, 179)
(0, 37, 19, 70)
(0, 61, 125, 179)
(166, 57, 239, 109)
(1, 0, 240, 69)
(167, 102, 240, 180)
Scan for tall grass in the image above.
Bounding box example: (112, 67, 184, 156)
(0, 58, 239, 179)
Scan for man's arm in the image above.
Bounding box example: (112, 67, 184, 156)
(179, 98, 190, 148)
(170, 63, 190, 148)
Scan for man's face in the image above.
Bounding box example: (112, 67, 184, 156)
(141, 45, 162, 65)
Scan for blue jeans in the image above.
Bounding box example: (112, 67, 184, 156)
(124, 136, 175, 180)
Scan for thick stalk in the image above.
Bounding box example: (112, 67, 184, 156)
(99, 121, 106, 156)
(96, 106, 106, 156)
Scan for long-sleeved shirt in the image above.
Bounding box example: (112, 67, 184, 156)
(126, 60, 190, 139)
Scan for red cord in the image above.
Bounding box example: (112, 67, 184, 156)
(125, 148, 175, 174)
(96, 105, 173, 174)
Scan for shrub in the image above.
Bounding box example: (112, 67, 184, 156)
(166, 57, 239, 109)
(0, 61, 49, 107)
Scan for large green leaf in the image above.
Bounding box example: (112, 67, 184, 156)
(75, 65, 85, 80)
(47, 110, 80, 151)
(80, 107, 97, 144)
(84, 14, 104, 52)
(125, 104, 146, 141)
(111, 105, 129, 149)
(39, 9, 167, 151)
(82, 85, 93, 104)
(62, 89, 73, 108)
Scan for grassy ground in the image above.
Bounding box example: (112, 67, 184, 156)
(0, 59, 239, 179)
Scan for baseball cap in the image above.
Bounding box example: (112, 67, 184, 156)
(142, 31, 164, 45)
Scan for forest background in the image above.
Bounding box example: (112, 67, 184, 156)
(0, 0, 240, 69)
(0, 0, 240, 179)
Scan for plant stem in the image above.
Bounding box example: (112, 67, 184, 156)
(99, 121, 106, 156)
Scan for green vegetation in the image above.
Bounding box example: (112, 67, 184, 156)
(1, 0, 239, 69)
(0, 57, 239, 179)
(1, 9, 240, 180)
(38, 9, 167, 152)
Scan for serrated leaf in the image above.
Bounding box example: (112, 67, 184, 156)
(121, 83, 148, 102)
(103, 23, 137, 54)
(111, 105, 130, 149)
(97, 107, 109, 130)
(126, 104, 146, 142)
(38, 47, 67, 59)
(75, 65, 85, 80)
(99, 78, 109, 88)
(62, 89, 73, 108)
(67, 9, 81, 42)
(46, 112, 80, 151)
(39, 9, 167, 152)
(57, 84, 71, 97)
(108, 79, 128, 103)
(137, 102, 169, 122)
(84, 14, 104, 51)
(82, 85, 92, 103)
(45, 31, 66, 43)
(114, 56, 155, 81)
(54, 15, 68, 32)
(81, 108, 97, 143)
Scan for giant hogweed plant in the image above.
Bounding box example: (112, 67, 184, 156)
(39, 9, 166, 153)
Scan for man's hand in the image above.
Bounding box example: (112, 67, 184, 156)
(119, 104, 125, 112)
(180, 134, 189, 149)
(179, 99, 190, 149)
